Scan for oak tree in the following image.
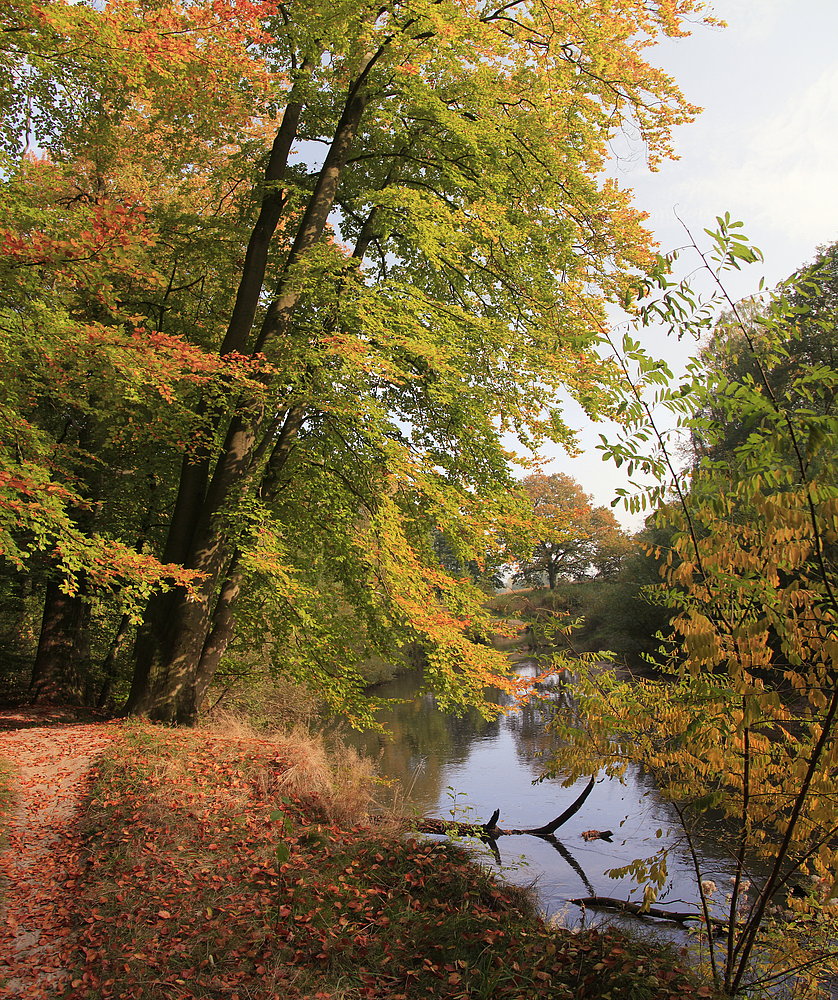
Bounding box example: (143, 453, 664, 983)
(512, 473, 630, 589)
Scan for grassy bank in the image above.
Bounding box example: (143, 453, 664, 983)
(68, 722, 716, 999)
(0, 756, 13, 877)
(0, 757, 12, 828)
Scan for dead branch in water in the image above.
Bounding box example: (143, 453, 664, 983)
(571, 895, 729, 929)
(415, 776, 596, 840)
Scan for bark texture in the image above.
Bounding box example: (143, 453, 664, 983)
(29, 581, 87, 704)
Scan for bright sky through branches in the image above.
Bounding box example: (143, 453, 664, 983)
(544, 0, 838, 527)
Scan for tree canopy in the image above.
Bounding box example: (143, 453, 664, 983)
(511, 473, 630, 589)
(692, 241, 838, 482)
(0, 0, 713, 722)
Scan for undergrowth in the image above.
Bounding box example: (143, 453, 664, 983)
(487, 582, 669, 669)
(66, 722, 717, 999)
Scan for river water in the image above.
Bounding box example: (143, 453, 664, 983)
(348, 666, 742, 931)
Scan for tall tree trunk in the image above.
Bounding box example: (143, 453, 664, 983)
(29, 579, 87, 704)
(125, 67, 314, 716)
(148, 403, 308, 723)
(127, 64, 376, 722)
(185, 404, 308, 721)
(188, 559, 244, 721)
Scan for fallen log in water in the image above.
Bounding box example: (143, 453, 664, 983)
(570, 895, 729, 929)
(415, 776, 596, 840)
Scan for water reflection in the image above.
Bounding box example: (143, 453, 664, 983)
(347, 668, 741, 927)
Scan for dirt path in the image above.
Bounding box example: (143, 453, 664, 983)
(0, 712, 118, 999)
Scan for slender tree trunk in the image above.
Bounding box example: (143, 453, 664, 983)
(184, 404, 308, 720)
(97, 613, 132, 709)
(179, 198, 389, 721)
(189, 559, 244, 720)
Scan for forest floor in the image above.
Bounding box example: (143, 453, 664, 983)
(0, 712, 718, 1000)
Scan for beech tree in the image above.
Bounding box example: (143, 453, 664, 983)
(1, 0, 715, 722)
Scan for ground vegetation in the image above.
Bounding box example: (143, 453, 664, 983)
(62, 720, 715, 999)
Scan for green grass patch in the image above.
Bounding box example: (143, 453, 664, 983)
(0, 755, 15, 906)
(66, 723, 718, 999)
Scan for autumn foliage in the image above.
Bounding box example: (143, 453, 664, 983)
(552, 227, 838, 995)
(510, 473, 631, 590)
(1, 0, 715, 720)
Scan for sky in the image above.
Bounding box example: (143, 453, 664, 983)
(541, 0, 838, 528)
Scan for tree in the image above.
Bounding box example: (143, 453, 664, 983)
(692, 241, 838, 482)
(512, 473, 630, 589)
(553, 222, 838, 995)
(1, 0, 714, 722)
(586, 507, 634, 579)
(1, 0, 281, 703)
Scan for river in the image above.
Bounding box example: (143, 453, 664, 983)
(347, 665, 742, 932)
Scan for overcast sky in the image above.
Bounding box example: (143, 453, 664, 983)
(542, 0, 838, 527)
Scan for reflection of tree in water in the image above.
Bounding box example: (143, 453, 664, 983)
(349, 665, 583, 805)
(508, 683, 733, 872)
(530, 718, 755, 896)
(347, 671, 499, 813)
(505, 677, 575, 776)
(346, 666, 755, 918)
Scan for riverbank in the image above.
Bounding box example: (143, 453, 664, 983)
(7, 718, 716, 999)
(486, 584, 668, 673)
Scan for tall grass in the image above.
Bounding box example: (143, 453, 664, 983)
(207, 711, 378, 825)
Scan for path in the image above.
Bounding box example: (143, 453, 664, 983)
(0, 711, 118, 998)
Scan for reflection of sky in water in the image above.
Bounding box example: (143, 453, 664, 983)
(350, 669, 746, 931)
(439, 713, 739, 924)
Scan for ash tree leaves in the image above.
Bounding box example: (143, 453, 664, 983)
(550, 229, 838, 996)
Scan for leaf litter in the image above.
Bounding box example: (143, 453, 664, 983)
(0, 711, 119, 998)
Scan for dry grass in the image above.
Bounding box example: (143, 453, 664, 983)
(204, 671, 324, 730)
(204, 711, 377, 826)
